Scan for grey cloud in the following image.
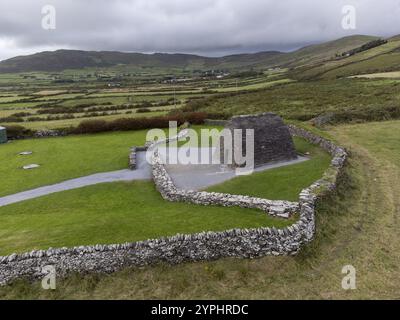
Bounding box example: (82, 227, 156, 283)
(0, 0, 399, 61)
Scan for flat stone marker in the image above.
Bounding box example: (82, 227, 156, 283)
(19, 151, 33, 155)
(22, 164, 40, 170)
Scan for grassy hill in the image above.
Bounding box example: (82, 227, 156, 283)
(0, 50, 207, 73)
(257, 35, 379, 69)
(0, 34, 387, 73)
(290, 35, 400, 80)
(0, 49, 285, 73)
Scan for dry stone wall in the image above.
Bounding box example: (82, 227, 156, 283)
(152, 150, 298, 218)
(0, 124, 347, 285)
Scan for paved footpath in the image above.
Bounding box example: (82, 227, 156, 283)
(0, 152, 152, 207)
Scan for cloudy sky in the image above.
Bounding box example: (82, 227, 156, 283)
(0, 0, 399, 61)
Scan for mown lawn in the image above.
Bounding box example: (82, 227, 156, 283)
(207, 137, 331, 201)
(0, 181, 295, 255)
(0, 126, 218, 196)
(0, 130, 149, 197)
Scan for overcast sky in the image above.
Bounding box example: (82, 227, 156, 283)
(0, 0, 399, 61)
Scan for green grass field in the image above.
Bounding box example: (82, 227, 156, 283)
(0, 130, 149, 196)
(0, 131, 329, 255)
(1, 120, 398, 299)
(0, 126, 216, 196)
(0, 181, 295, 256)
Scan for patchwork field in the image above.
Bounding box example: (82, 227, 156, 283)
(0, 70, 289, 130)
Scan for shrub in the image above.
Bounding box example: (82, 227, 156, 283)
(38, 107, 78, 115)
(204, 112, 231, 120)
(180, 112, 208, 125)
(136, 108, 152, 113)
(12, 112, 33, 117)
(182, 98, 210, 112)
(71, 112, 207, 134)
(73, 119, 109, 134)
(138, 101, 153, 108)
(0, 116, 24, 123)
(26, 117, 43, 122)
(310, 105, 400, 126)
(2, 125, 34, 139)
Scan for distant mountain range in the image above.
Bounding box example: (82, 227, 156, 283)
(0, 34, 399, 75)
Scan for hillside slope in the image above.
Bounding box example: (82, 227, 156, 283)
(258, 35, 379, 69)
(0, 50, 208, 73)
(0, 50, 286, 73)
(290, 35, 400, 80)
(0, 35, 384, 73)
